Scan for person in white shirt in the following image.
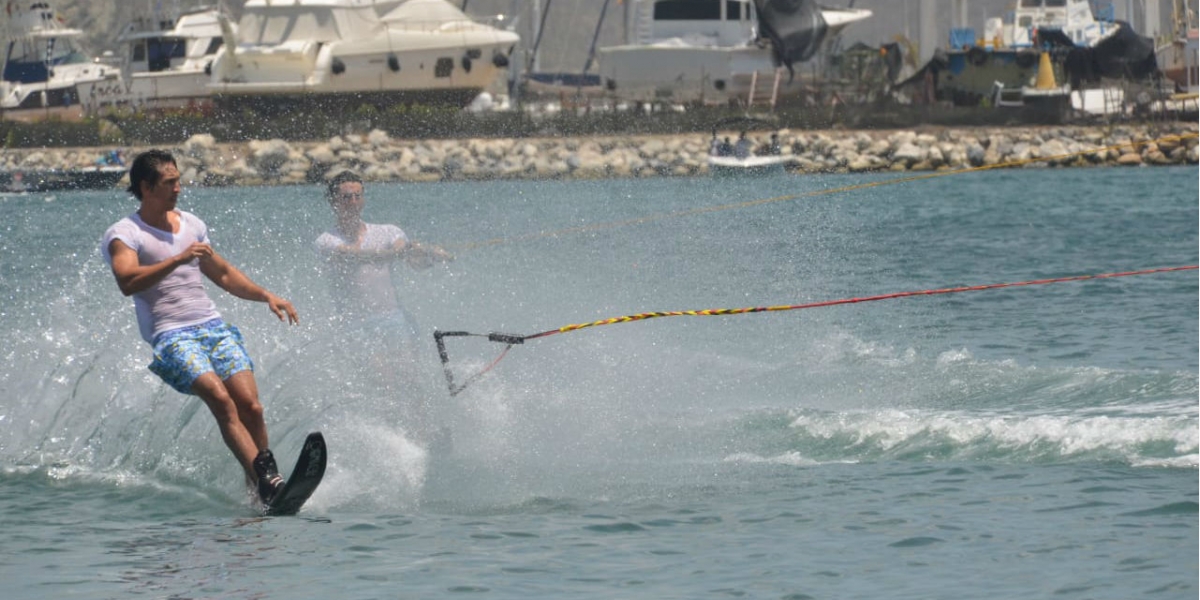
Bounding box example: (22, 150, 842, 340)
(315, 170, 453, 441)
(101, 149, 299, 507)
(315, 171, 451, 324)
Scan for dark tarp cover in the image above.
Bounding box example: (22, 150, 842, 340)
(753, 0, 828, 78)
(1062, 21, 1159, 87)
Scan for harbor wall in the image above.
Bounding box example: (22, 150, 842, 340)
(2, 123, 1196, 188)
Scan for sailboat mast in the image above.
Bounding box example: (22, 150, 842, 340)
(530, 0, 552, 74)
(582, 0, 611, 77)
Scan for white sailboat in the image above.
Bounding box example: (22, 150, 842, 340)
(208, 0, 520, 111)
(597, 0, 871, 104)
(76, 4, 231, 115)
(0, 1, 115, 114)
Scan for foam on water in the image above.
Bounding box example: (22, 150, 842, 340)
(0, 171, 1196, 500)
(782, 403, 1198, 465)
(0, 169, 1196, 599)
(314, 418, 428, 512)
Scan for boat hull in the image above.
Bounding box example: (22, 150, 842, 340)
(0, 60, 112, 112)
(212, 88, 484, 115)
(0, 166, 126, 193)
(707, 154, 790, 176)
(210, 22, 518, 111)
(937, 48, 1043, 106)
(1157, 36, 1199, 92)
(77, 71, 214, 114)
(598, 44, 777, 104)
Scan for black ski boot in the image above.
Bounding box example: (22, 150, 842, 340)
(253, 449, 285, 506)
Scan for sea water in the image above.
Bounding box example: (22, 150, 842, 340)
(0, 166, 1195, 599)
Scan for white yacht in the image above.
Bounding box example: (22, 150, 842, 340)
(0, 1, 114, 113)
(208, 0, 520, 111)
(76, 6, 230, 115)
(597, 0, 871, 104)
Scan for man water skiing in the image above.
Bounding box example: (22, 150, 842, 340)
(101, 149, 299, 507)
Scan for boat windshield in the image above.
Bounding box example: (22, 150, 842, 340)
(132, 38, 186, 71)
(6, 37, 88, 65)
(239, 8, 341, 45)
(654, 0, 748, 21)
(4, 40, 88, 83)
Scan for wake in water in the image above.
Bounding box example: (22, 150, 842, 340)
(705, 332, 1200, 469)
(1, 169, 1196, 515)
(7, 284, 1195, 515)
(753, 401, 1198, 468)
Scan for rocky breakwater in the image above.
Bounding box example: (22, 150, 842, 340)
(1, 124, 1195, 188)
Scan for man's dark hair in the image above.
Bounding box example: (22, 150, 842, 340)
(127, 149, 177, 199)
(326, 170, 363, 201)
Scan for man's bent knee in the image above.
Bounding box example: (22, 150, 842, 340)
(192, 374, 241, 420)
(223, 371, 265, 416)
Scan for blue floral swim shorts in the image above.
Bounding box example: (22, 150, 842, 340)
(148, 319, 255, 394)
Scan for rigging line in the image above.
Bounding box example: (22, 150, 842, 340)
(448, 133, 1199, 253)
(451, 344, 513, 396)
(434, 265, 1198, 395)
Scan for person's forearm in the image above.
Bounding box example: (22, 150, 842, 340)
(327, 245, 403, 262)
(115, 256, 185, 296)
(201, 255, 272, 302)
(217, 268, 272, 302)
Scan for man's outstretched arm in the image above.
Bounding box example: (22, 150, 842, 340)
(200, 251, 299, 324)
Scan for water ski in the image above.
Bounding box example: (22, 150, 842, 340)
(263, 432, 327, 516)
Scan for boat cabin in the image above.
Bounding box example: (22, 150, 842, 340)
(2, 2, 90, 85)
(1010, 0, 1115, 46)
(624, 0, 758, 48)
(962, 0, 1117, 50)
(120, 9, 226, 75)
(1, 1, 111, 110)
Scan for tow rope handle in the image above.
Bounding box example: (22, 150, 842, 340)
(433, 330, 470, 396)
(434, 330, 524, 396)
(486, 333, 527, 345)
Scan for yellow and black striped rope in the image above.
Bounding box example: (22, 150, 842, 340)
(524, 265, 1198, 340)
(438, 265, 1198, 395)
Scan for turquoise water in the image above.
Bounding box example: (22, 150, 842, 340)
(0, 166, 1196, 599)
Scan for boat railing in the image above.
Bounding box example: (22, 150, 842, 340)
(383, 14, 509, 34)
(469, 13, 508, 29)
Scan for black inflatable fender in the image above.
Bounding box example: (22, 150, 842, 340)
(966, 46, 988, 67)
